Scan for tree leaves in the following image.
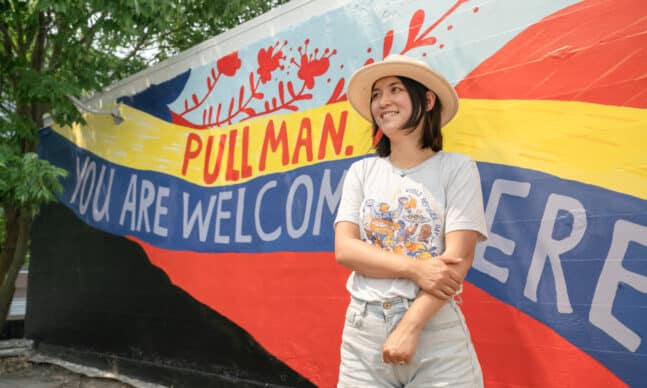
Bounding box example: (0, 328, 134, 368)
(0, 0, 290, 159)
(0, 149, 67, 214)
(0, 0, 290, 328)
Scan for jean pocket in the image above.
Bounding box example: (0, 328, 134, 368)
(423, 302, 462, 331)
(424, 319, 461, 332)
(345, 305, 363, 328)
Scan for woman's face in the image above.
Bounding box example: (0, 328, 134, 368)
(370, 76, 414, 138)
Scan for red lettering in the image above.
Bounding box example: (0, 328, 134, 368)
(318, 110, 348, 160)
(292, 117, 313, 164)
(259, 120, 289, 171)
(240, 126, 252, 179)
(203, 134, 227, 184)
(182, 133, 202, 176)
(226, 129, 240, 181)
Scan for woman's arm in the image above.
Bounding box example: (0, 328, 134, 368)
(335, 221, 463, 299)
(382, 229, 479, 364)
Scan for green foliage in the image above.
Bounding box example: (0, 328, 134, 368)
(1, 0, 290, 206)
(0, 0, 289, 320)
(0, 207, 4, 252)
(1, 0, 291, 129)
(0, 147, 67, 214)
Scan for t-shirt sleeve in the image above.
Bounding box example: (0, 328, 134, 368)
(445, 157, 488, 241)
(334, 160, 364, 226)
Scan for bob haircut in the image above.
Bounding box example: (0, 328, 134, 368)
(372, 76, 443, 157)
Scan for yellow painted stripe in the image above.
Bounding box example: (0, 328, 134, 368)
(53, 99, 646, 199)
(445, 99, 647, 200)
(52, 102, 374, 186)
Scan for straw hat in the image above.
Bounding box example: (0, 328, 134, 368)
(346, 54, 459, 127)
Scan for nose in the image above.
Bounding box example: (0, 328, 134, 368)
(373, 91, 392, 108)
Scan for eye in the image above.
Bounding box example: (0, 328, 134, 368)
(391, 85, 403, 93)
(371, 91, 381, 100)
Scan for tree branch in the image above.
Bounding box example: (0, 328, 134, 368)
(122, 28, 151, 63)
(14, 2, 26, 59)
(47, 15, 66, 71)
(78, 13, 105, 47)
(0, 101, 14, 116)
(111, 29, 152, 75)
(30, 11, 47, 71)
(0, 21, 16, 58)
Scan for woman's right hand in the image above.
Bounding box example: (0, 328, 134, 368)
(410, 256, 463, 299)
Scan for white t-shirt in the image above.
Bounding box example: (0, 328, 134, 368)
(334, 151, 488, 302)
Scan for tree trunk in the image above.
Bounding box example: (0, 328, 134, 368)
(0, 207, 31, 332)
(0, 207, 19, 279)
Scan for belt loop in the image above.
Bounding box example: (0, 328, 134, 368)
(352, 296, 368, 316)
(360, 300, 368, 316)
(401, 297, 410, 309)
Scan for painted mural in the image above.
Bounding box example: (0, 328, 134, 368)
(37, 0, 646, 386)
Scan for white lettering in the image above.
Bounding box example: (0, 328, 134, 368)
(182, 193, 217, 242)
(235, 188, 252, 243)
(524, 194, 587, 314)
(255, 180, 281, 241)
(474, 179, 531, 282)
(313, 169, 344, 236)
(136, 179, 155, 232)
(119, 174, 138, 230)
(78, 161, 96, 215)
(70, 156, 90, 204)
(214, 191, 232, 244)
(590, 220, 647, 352)
(153, 186, 170, 237)
(286, 175, 313, 238)
(91, 166, 114, 222)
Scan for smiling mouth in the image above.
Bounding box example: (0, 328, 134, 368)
(380, 111, 398, 119)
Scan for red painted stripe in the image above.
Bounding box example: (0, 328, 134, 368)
(132, 238, 348, 387)
(130, 238, 626, 387)
(462, 283, 626, 388)
(456, 0, 647, 108)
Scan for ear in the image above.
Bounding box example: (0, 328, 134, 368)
(425, 91, 437, 112)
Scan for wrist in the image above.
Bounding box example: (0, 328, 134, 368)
(401, 258, 419, 282)
(398, 314, 425, 334)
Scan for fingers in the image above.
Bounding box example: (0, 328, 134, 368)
(382, 332, 414, 365)
(382, 348, 411, 365)
(446, 269, 462, 285)
(420, 273, 462, 296)
(439, 256, 463, 264)
(429, 287, 455, 300)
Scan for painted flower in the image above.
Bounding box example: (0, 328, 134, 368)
(297, 57, 329, 89)
(257, 43, 285, 84)
(293, 41, 336, 90)
(217, 51, 242, 77)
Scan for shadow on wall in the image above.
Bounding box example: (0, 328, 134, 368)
(1, 269, 28, 339)
(27, 202, 315, 388)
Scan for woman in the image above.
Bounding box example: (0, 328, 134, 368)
(334, 54, 487, 387)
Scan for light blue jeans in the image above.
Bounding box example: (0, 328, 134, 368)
(338, 296, 483, 387)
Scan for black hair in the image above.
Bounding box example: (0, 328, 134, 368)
(372, 76, 443, 157)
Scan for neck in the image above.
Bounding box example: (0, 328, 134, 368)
(389, 145, 436, 170)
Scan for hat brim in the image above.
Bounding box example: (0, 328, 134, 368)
(346, 58, 459, 128)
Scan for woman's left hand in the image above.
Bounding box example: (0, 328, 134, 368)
(382, 322, 421, 365)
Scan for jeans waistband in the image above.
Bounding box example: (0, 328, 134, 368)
(350, 296, 413, 318)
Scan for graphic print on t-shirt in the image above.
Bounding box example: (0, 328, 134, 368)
(361, 187, 442, 260)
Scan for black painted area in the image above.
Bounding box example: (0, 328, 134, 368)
(27, 203, 315, 387)
(1, 320, 24, 340)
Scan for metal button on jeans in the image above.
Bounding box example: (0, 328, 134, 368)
(383, 302, 391, 309)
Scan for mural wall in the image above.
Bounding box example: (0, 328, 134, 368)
(34, 0, 646, 386)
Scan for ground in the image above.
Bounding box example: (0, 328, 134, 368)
(0, 354, 134, 388)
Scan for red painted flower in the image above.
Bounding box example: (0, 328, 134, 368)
(292, 40, 336, 90)
(217, 51, 242, 77)
(257, 42, 285, 84)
